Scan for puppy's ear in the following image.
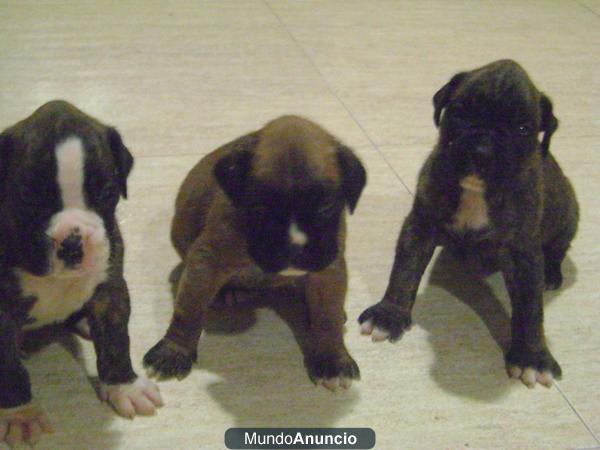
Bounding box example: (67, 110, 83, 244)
(336, 145, 367, 214)
(539, 93, 558, 157)
(213, 134, 259, 205)
(433, 72, 467, 127)
(107, 127, 134, 199)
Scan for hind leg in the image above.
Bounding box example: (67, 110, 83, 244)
(543, 231, 574, 291)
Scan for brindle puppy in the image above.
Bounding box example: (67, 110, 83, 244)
(359, 60, 578, 388)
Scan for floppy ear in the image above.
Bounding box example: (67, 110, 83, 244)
(539, 93, 558, 157)
(107, 127, 134, 199)
(336, 145, 367, 214)
(213, 134, 259, 205)
(433, 72, 467, 127)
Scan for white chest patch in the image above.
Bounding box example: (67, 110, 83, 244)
(450, 175, 490, 232)
(20, 269, 108, 329)
(278, 268, 309, 277)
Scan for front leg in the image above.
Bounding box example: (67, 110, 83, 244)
(1, 311, 53, 447)
(502, 244, 561, 388)
(304, 258, 360, 391)
(87, 278, 163, 417)
(143, 241, 239, 380)
(358, 210, 437, 342)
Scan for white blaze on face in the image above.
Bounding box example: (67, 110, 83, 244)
(278, 222, 309, 277)
(288, 221, 308, 246)
(22, 136, 111, 328)
(56, 137, 86, 209)
(46, 136, 109, 277)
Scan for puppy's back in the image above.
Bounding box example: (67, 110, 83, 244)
(171, 140, 241, 259)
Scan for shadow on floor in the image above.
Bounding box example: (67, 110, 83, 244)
(167, 262, 360, 428)
(412, 248, 577, 401)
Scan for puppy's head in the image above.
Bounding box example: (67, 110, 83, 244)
(0, 100, 133, 277)
(214, 116, 366, 274)
(432, 59, 558, 181)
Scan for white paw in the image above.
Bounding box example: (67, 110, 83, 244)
(360, 319, 390, 342)
(100, 376, 164, 418)
(0, 403, 54, 447)
(315, 376, 353, 392)
(508, 366, 554, 388)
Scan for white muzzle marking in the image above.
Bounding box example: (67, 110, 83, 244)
(46, 136, 110, 276)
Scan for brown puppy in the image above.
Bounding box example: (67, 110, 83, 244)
(359, 60, 579, 388)
(144, 116, 366, 390)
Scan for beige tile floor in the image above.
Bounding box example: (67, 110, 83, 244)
(1, 1, 599, 449)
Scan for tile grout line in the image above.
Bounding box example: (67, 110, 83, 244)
(262, 0, 414, 196)
(555, 381, 600, 444)
(575, 0, 600, 18)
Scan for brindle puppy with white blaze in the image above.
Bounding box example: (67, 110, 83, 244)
(359, 60, 579, 389)
(0, 101, 162, 447)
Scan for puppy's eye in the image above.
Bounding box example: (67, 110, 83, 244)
(517, 125, 531, 136)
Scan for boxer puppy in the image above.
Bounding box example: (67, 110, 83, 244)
(144, 116, 366, 390)
(359, 60, 579, 388)
(0, 101, 162, 447)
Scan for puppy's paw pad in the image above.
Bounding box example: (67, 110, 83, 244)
(0, 404, 53, 447)
(506, 346, 561, 388)
(101, 377, 164, 418)
(358, 302, 412, 342)
(143, 339, 195, 381)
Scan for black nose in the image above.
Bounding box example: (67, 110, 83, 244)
(57, 233, 83, 267)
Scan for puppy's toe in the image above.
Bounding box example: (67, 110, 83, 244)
(506, 345, 561, 389)
(360, 319, 374, 335)
(536, 371, 554, 388)
(101, 376, 164, 418)
(521, 368, 538, 389)
(508, 365, 554, 389)
(320, 377, 340, 391)
(1, 404, 53, 447)
(358, 301, 412, 343)
(371, 327, 391, 342)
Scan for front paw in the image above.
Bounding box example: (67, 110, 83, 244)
(0, 403, 53, 447)
(358, 301, 412, 342)
(143, 338, 196, 381)
(505, 345, 562, 388)
(100, 377, 164, 418)
(305, 352, 360, 391)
